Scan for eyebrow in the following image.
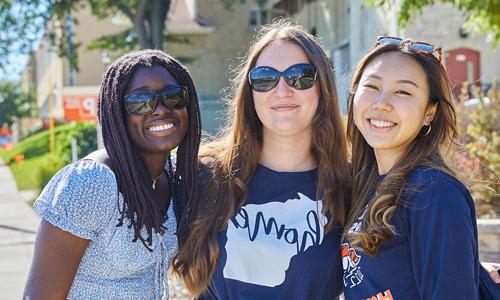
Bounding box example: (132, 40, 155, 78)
(366, 74, 420, 88)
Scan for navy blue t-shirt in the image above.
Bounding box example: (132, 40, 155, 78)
(200, 164, 343, 300)
(342, 168, 479, 300)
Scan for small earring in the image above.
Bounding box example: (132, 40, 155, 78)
(422, 124, 432, 136)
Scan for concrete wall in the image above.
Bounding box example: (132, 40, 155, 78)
(170, 0, 258, 100)
(478, 219, 500, 262)
(167, 0, 260, 133)
(69, 6, 128, 86)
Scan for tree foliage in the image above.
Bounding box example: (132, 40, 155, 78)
(366, 0, 500, 46)
(0, 80, 36, 125)
(0, 1, 52, 75)
(0, 0, 242, 74)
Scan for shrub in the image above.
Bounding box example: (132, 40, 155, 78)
(456, 80, 500, 218)
(37, 158, 65, 192)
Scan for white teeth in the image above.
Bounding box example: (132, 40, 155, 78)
(370, 119, 395, 128)
(148, 123, 174, 132)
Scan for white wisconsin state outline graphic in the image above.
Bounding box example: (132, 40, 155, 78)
(223, 193, 327, 287)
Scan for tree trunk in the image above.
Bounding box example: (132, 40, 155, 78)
(135, 0, 151, 48)
(150, 0, 170, 50)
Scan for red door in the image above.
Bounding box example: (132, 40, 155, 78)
(445, 48, 481, 98)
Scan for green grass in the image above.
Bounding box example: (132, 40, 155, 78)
(0, 122, 97, 193)
(2, 152, 52, 191)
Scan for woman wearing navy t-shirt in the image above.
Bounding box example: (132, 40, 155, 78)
(173, 20, 350, 299)
(343, 37, 481, 299)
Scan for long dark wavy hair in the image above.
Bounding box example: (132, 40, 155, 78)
(345, 43, 458, 255)
(97, 49, 201, 250)
(173, 19, 350, 296)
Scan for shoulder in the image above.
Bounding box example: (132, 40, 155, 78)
(407, 167, 469, 196)
(34, 159, 118, 239)
(403, 167, 475, 217)
(60, 158, 116, 187)
(83, 148, 114, 172)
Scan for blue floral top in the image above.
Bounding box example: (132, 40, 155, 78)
(34, 159, 178, 299)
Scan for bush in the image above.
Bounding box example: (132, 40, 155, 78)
(54, 121, 97, 165)
(4, 121, 97, 164)
(456, 80, 500, 218)
(3, 121, 98, 193)
(37, 158, 65, 192)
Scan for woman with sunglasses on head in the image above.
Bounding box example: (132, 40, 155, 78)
(173, 19, 350, 299)
(23, 49, 201, 299)
(342, 37, 481, 299)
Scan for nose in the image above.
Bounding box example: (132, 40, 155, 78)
(371, 92, 392, 111)
(274, 76, 293, 97)
(152, 97, 172, 115)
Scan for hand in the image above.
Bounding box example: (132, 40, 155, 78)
(481, 262, 500, 284)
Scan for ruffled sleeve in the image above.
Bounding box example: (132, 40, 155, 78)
(34, 159, 118, 240)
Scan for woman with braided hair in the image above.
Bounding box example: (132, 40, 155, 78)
(23, 49, 201, 299)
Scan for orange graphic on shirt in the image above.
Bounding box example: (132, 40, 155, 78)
(366, 289, 394, 300)
(342, 243, 364, 288)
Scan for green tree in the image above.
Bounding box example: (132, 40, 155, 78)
(0, 0, 246, 73)
(366, 0, 500, 46)
(0, 80, 36, 125)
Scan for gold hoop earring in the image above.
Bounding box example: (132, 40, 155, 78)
(422, 124, 432, 136)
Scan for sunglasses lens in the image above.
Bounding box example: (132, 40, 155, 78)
(125, 93, 156, 115)
(161, 86, 189, 109)
(377, 37, 402, 46)
(125, 86, 189, 115)
(284, 64, 316, 90)
(249, 66, 279, 92)
(411, 43, 434, 53)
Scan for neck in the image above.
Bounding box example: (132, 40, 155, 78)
(143, 152, 170, 178)
(259, 129, 316, 172)
(374, 149, 402, 175)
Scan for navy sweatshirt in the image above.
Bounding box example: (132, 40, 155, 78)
(342, 167, 479, 300)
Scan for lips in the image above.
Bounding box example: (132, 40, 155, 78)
(271, 103, 299, 111)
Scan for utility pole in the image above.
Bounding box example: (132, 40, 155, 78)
(49, 87, 56, 159)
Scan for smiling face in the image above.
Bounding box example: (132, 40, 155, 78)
(353, 51, 436, 166)
(252, 41, 319, 139)
(125, 64, 188, 154)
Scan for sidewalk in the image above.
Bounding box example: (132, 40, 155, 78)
(0, 158, 40, 299)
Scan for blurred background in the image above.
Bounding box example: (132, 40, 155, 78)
(0, 0, 498, 298)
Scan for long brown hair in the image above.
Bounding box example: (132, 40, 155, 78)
(345, 43, 458, 255)
(173, 19, 350, 296)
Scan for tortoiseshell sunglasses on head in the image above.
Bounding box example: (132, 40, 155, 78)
(375, 36, 442, 62)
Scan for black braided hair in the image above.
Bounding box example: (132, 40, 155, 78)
(97, 49, 201, 250)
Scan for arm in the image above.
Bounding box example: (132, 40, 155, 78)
(24, 220, 90, 299)
(481, 262, 500, 284)
(23, 159, 117, 299)
(408, 179, 479, 299)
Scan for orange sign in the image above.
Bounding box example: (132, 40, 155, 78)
(63, 95, 97, 121)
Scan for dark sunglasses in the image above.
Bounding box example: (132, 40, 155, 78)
(248, 63, 317, 92)
(375, 36, 442, 62)
(124, 85, 189, 115)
